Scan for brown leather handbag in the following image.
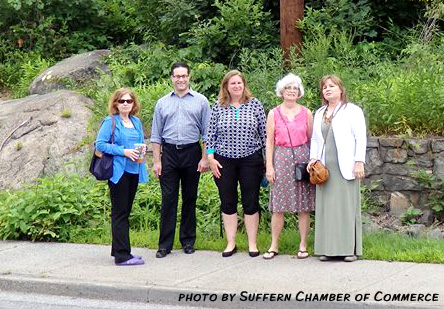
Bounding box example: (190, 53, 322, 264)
(308, 160, 329, 185)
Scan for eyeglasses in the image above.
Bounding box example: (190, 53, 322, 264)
(117, 99, 134, 104)
(172, 74, 189, 79)
(284, 86, 299, 91)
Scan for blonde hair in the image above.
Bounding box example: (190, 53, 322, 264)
(108, 88, 141, 115)
(319, 75, 348, 106)
(218, 70, 252, 107)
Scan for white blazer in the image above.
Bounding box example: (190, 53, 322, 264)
(310, 103, 367, 180)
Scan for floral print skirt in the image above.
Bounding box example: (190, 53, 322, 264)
(269, 145, 315, 213)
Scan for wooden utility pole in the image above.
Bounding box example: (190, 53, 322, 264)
(280, 0, 304, 60)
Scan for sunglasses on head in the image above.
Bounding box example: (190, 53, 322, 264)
(117, 99, 134, 104)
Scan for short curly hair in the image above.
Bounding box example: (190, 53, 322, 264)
(275, 73, 305, 98)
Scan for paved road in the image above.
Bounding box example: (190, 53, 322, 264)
(0, 241, 443, 308)
(0, 291, 202, 309)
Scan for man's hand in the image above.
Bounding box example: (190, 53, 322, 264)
(152, 143, 162, 178)
(153, 161, 162, 177)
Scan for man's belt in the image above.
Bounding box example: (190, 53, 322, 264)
(163, 142, 199, 150)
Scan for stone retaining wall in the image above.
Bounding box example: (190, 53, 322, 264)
(364, 137, 444, 217)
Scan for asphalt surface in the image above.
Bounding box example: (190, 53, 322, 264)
(0, 290, 202, 309)
(0, 241, 443, 308)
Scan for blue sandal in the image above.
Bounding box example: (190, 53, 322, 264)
(115, 257, 145, 266)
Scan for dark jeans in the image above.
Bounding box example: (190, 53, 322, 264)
(158, 142, 201, 250)
(214, 150, 264, 215)
(108, 172, 139, 263)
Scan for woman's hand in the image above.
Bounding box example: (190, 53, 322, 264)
(266, 165, 275, 184)
(209, 157, 222, 178)
(124, 149, 139, 161)
(197, 157, 209, 172)
(353, 161, 365, 179)
(307, 159, 317, 171)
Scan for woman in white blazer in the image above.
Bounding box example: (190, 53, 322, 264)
(307, 75, 366, 262)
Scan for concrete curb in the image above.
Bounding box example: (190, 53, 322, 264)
(0, 275, 437, 309)
(0, 241, 442, 309)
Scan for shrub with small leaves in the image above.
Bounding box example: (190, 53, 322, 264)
(0, 174, 109, 241)
(401, 207, 423, 225)
(412, 170, 444, 221)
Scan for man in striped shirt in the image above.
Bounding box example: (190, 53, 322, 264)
(150, 62, 211, 258)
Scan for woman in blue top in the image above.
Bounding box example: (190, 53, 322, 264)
(207, 70, 266, 258)
(95, 88, 148, 266)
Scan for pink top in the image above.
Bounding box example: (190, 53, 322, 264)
(273, 105, 309, 147)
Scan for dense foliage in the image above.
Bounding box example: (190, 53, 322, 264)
(1, 0, 443, 246)
(0, 173, 273, 241)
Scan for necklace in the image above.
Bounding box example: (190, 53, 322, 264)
(323, 109, 334, 124)
(323, 103, 342, 124)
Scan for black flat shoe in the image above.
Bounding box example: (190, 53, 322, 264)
(249, 250, 260, 257)
(183, 245, 195, 254)
(222, 246, 237, 257)
(155, 248, 171, 258)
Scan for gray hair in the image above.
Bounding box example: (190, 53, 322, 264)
(275, 73, 305, 98)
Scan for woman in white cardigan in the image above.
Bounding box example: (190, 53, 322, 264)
(307, 75, 366, 262)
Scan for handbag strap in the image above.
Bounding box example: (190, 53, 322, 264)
(95, 114, 116, 148)
(110, 114, 116, 144)
(318, 103, 343, 159)
(276, 106, 306, 162)
(319, 126, 330, 160)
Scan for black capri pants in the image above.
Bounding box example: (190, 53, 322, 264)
(214, 150, 264, 215)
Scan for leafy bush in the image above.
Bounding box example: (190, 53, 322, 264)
(360, 181, 383, 215)
(0, 171, 272, 242)
(238, 47, 285, 113)
(129, 0, 215, 46)
(412, 170, 444, 220)
(299, 0, 377, 42)
(79, 44, 227, 131)
(0, 0, 111, 59)
(0, 174, 108, 241)
(286, 26, 444, 136)
(401, 207, 423, 225)
(10, 54, 53, 98)
(353, 47, 444, 135)
(186, 0, 278, 64)
(0, 49, 53, 92)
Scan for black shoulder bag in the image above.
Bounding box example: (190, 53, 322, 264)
(89, 115, 116, 180)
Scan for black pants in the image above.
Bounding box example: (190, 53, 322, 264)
(108, 172, 139, 263)
(158, 143, 201, 250)
(214, 151, 264, 215)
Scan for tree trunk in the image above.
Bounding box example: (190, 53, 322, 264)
(280, 0, 304, 61)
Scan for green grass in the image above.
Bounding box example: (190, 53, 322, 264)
(363, 232, 444, 263)
(69, 227, 444, 263)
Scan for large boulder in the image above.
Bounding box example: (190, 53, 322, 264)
(29, 50, 110, 95)
(0, 91, 93, 189)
